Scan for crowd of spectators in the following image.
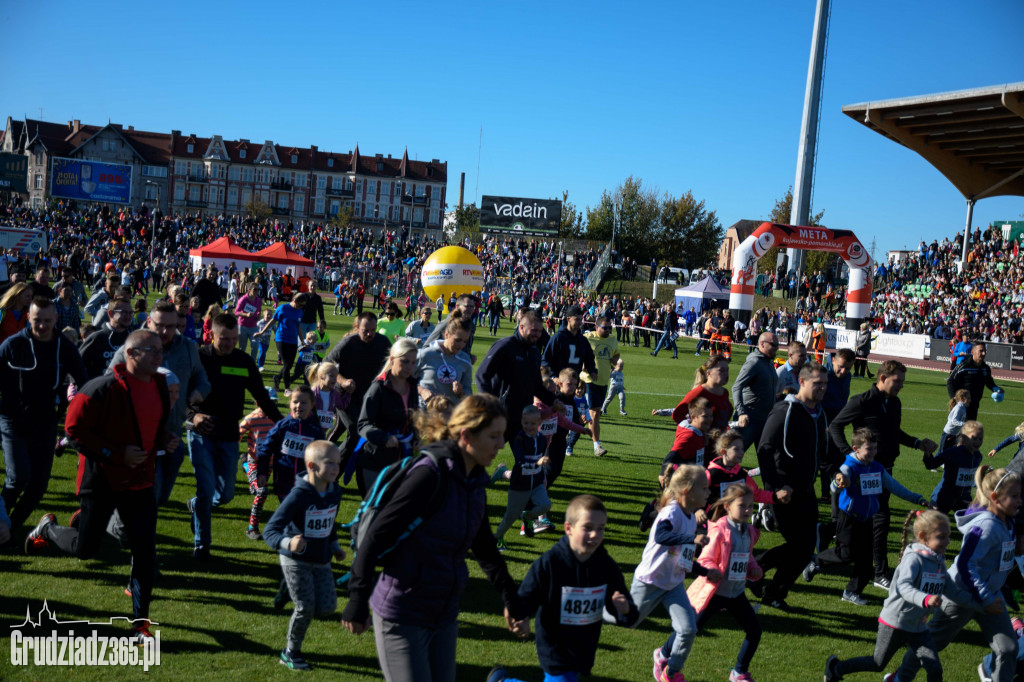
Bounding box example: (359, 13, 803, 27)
(0, 200, 605, 317)
(870, 226, 1024, 344)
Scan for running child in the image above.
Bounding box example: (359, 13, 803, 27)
(893, 466, 1021, 682)
(924, 419, 984, 513)
(486, 494, 638, 682)
(802, 428, 929, 606)
(253, 309, 274, 370)
(705, 430, 788, 510)
(312, 319, 330, 361)
(307, 362, 349, 437)
(629, 465, 719, 682)
(601, 357, 627, 416)
(291, 331, 318, 389)
(494, 405, 551, 551)
(939, 389, 970, 453)
(263, 440, 345, 671)
(824, 510, 966, 682)
(240, 407, 277, 540)
(987, 421, 1024, 473)
(258, 386, 327, 501)
(565, 379, 591, 458)
(638, 398, 715, 532)
(686, 484, 764, 682)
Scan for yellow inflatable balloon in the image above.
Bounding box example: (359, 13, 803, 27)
(421, 246, 484, 313)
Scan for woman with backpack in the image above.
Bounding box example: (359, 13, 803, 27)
(341, 393, 528, 682)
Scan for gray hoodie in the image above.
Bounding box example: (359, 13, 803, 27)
(949, 505, 1017, 608)
(879, 542, 967, 632)
(731, 348, 778, 422)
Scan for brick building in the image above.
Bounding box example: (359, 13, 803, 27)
(2, 115, 447, 232)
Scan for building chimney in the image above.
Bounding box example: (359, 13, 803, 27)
(73, 120, 81, 133)
(458, 172, 465, 209)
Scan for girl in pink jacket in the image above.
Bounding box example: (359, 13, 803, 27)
(686, 483, 764, 682)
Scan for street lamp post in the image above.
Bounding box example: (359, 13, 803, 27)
(144, 180, 160, 262)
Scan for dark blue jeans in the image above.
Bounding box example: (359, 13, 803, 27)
(187, 432, 241, 549)
(652, 330, 677, 357)
(1, 415, 58, 532)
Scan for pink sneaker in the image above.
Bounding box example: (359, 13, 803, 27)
(657, 667, 686, 682)
(1012, 616, 1024, 637)
(729, 671, 756, 682)
(652, 648, 668, 681)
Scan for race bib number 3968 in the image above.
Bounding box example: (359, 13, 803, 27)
(560, 585, 606, 626)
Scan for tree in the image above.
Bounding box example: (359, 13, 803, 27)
(584, 190, 615, 243)
(453, 202, 480, 233)
(656, 191, 724, 268)
(559, 190, 585, 239)
(585, 176, 660, 259)
(757, 186, 827, 273)
(329, 205, 354, 229)
(244, 198, 271, 224)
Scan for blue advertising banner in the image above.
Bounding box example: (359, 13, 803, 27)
(50, 157, 132, 203)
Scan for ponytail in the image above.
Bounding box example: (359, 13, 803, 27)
(899, 510, 950, 564)
(974, 465, 1021, 509)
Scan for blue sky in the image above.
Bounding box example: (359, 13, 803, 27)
(2, 1, 1022, 257)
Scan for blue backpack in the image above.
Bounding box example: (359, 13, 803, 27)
(341, 449, 449, 560)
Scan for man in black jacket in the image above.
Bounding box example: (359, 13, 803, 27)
(650, 303, 679, 359)
(828, 360, 937, 587)
(186, 313, 282, 561)
(947, 342, 1002, 421)
(190, 267, 223, 317)
(299, 283, 326, 340)
(477, 310, 559, 442)
(755, 363, 826, 611)
(542, 305, 597, 378)
(0, 298, 87, 538)
(79, 298, 133, 380)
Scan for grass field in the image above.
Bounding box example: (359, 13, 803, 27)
(3, 309, 1022, 681)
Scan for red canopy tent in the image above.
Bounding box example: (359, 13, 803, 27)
(188, 236, 259, 271)
(250, 242, 315, 276)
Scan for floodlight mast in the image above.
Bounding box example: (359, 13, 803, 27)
(778, 0, 830, 290)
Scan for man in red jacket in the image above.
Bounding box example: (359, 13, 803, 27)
(24, 329, 173, 645)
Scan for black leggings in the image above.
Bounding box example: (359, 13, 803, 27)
(696, 593, 761, 674)
(276, 341, 297, 388)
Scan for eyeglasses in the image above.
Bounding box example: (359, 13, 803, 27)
(131, 346, 163, 355)
(110, 309, 133, 316)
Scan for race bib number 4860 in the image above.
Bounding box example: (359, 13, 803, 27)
(560, 585, 606, 626)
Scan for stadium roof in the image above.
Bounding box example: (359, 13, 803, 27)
(842, 82, 1024, 200)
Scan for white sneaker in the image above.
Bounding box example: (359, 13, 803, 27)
(978, 662, 993, 682)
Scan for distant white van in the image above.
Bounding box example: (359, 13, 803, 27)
(656, 267, 690, 285)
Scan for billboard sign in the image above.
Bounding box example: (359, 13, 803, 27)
(50, 157, 132, 203)
(479, 195, 561, 236)
(0, 153, 27, 193)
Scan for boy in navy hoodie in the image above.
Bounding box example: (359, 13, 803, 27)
(263, 440, 345, 671)
(487, 494, 639, 682)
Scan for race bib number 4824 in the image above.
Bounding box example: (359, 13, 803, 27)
(560, 585, 606, 626)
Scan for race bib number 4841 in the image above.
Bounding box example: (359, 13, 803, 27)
(560, 585, 606, 626)
(304, 505, 338, 539)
